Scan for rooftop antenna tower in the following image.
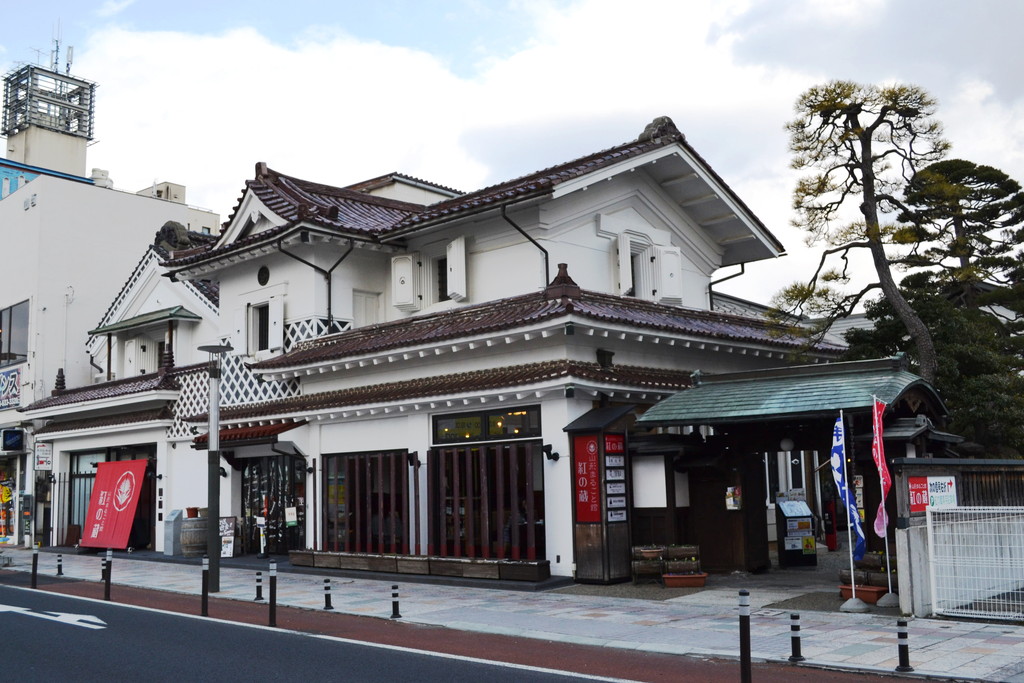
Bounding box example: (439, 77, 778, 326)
(51, 28, 60, 72)
(2, 24, 96, 176)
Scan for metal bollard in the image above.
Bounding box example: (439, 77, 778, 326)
(201, 555, 210, 616)
(56, 553, 63, 576)
(323, 578, 334, 610)
(895, 619, 914, 672)
(739, 589, 751, 683)
(254, 570, 264, 601)
(788, 612, 805, 662)
(390, 584, 402, 619)
(31, 545, 39, 589)
(268, 560, 277, 628)
(103, 549, 113, 601)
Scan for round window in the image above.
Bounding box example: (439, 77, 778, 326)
(257, 266, 270, 286)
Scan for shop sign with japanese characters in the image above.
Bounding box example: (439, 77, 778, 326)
(909, 476, 958, 512)
(574, 435, 601, 522)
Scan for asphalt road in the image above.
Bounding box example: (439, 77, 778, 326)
(0, 584, 616, 682)
(0, 570, 896, 682)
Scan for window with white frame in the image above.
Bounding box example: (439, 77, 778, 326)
(391, 235, 467, 311)
(616, 233, 683, 304)
(234, 295, 284, 356)
(251, 303, 270, 352)
(353, 290, 381, 327)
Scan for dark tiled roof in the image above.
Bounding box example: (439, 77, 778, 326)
(21, 368, 187, 412)
(163, 166, 425, 268)
(249, 166, 425, 235)
(163, 222, 295, 268)
(251, 289, 844, 373)
(165, 117, 780, 269)
(343, 172, 462, 197)
(193, 421, 306, 446)
(385, 121, 687, 235)
(35, 407, 174, 436)
(188, 360, 692, 423)
(190, 278, 220, 307)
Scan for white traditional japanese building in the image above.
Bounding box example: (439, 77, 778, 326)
(25, 116, 845, 579)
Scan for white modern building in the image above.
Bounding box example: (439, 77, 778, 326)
(0, 60, 218, 547)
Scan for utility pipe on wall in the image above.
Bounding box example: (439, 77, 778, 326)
(277, 230, 355, 331)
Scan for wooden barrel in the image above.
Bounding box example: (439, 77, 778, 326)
(181, 517, 207, 557)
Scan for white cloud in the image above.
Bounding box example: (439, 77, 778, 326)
(97, 0, 136, 18)
(51, 0, 1024, 306)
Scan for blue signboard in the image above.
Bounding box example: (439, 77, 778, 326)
(0, 367, 21, 409)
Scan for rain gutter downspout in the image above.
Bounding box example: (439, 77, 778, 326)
(91, 344, 107, 381)
(501, 204, 549, 285)
(277, 230, 355, 331)
(708, 263, 745, 311)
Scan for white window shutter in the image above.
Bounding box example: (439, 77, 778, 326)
(617, 233, 633, 296)
(233, 307, 246, 354)
(124, 338, 137, 374)
(652, 246, 683, 304)
(446, 236, 467, 301)
(391, 253, 421, 312)
(268, 296, 285, 351)
(138, 338, 158, 374)
(636, 244, 657, 299)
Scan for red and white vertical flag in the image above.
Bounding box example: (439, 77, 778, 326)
(872, 397, 892, 537)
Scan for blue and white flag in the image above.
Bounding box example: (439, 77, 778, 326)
(831, 415, 865, 561)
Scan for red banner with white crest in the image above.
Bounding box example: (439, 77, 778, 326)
(80, 459, 148, 549)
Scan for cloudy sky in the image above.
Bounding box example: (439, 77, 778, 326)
(2, 0, 1022, 303)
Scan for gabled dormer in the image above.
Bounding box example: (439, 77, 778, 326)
(88, 222, 219, 381)
(344, 172, 461, 205)
(90, 305, 203, 379)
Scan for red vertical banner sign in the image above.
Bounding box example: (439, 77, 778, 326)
(574, 435, 601, 523)
(81, 459, 149, 549)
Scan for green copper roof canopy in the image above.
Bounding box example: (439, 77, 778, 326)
(638, 355, 946, 426)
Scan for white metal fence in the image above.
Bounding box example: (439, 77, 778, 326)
(928, 506, 1024, 621)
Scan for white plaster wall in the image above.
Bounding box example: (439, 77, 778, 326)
(329, 250, 389, 324)
(0, 175, 218, 410)
(216, 246, 396, 350)
(96, 257, 221, 378)
(376, 169, 729, 321)
(163, 440, 214, 525)
(542, 398, 591, 577)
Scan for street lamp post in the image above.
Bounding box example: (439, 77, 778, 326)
(199, 342, 232, 593)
